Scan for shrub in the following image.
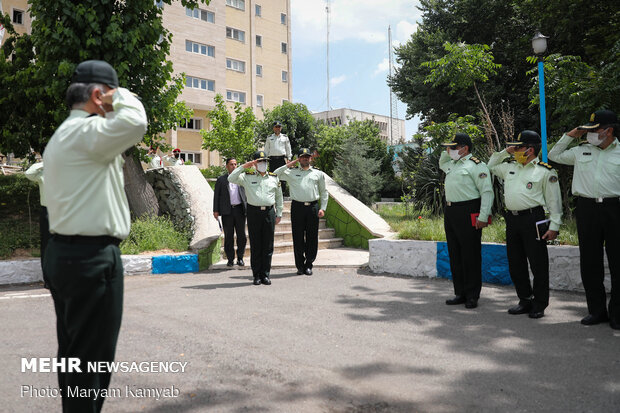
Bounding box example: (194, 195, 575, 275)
(120, 215, 190, 255)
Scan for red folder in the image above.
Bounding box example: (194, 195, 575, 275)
(471, 213, 492, 227)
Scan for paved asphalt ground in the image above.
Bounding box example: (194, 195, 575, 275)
(1, 267, 619, 413)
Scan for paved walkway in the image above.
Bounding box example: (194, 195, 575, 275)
(213, 247, 369, 269)
(1, 267, 618, 413)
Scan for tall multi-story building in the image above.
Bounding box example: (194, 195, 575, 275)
(0, 0, 30, 43)
(313, 108, 406, 145)
(0, 0, 292, 167)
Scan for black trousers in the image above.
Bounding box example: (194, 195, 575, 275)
(222, 205, 246, 261)
(246, 204, 276, 279)
(505, 206, 549, 311)
(44, 235, 123, 413)
(39, 206, 50, 287)
(269, 155, 287, 193)
(444, 198, 482, 299)
(576, 197, 620, 320)
(291, 200, 320, 272)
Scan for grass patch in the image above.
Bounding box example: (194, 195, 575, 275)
(376, 203, 579, 246)
(120, 215, 191, 255)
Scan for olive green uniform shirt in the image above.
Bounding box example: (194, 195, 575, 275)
(548, 134, 620, 198)
(24, 162, 46, 207)
(264, 133, 292, 159)
(274, 165, 329, 211)
(228, 166, 283, 217)
(488, 149, 562, 231)
(43, 88, 148, 239)
(439, 152, 494, 222)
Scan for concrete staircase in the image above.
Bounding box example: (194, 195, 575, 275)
(223, 200, 343, 257)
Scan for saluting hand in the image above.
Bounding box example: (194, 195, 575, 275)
(286, 158, 299, 168)
(242, 160, 258, 169)
(567, 127, 587, 139)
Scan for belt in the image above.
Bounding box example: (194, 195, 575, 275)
(270, 155, 285, 158)
(292, 200, 317, 206)
(506, 206, 544, 216)
(578, 196, 620, 204)
(446, 198, 480, 207)
(248, 204, 273, 211)
(231, 203, 243, 208)
(53, 234, 122, 246)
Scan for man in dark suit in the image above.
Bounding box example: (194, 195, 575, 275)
(214, 158, 247, 266)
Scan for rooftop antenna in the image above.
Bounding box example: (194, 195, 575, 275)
(388, 25, 400, 146)
(326, 0, 330, 111)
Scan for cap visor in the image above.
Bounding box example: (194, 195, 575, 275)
(577, 123, 599, 130)
(506, 141, 525, 146)
(441, 142, 458, 147)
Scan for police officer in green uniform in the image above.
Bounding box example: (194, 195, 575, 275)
(439, 133, 494, 309)
(275, 148, 329, 275)
(229, 151, 283, 285)
(548, 110, 620, 329)
(264, 121, 292, 192)
(43, 60, 147, 412)
(488, 130, 562, 319)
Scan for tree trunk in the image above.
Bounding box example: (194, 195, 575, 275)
(122, 148, 159, 218)
(473, 82, 501, 151)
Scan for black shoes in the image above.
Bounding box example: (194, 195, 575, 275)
(445, 296, 466, 305)
(528, 311, 545, 319)
(252, 277, 261, 285)
(465, 298, 478, 309)
(581, 313, 609, 325)
(261, 276, 271, 285)
(304, 268, 313, 276)
(237, 259, 245, 266)
(227, 260, 234, 267)
(610, 319, 620, 330)
(508, 304, 532, 315)
(297, 270, 304, 275)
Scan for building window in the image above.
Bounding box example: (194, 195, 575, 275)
(226, 90, 246, 104)
(255, 4, 261, 16)
(256, 64, 263, 77)
(281, 13, 287, 25)
(186, 76, 215, 92)
(226, 0, 245, 11)
(185, 7, 215, 23)
(185, 40, 215, 57)
(281, 42, 287, 54)
(281, 71, 288, 83)
(257, 95, 264, 107)
(180, 118, 203, 130)
(226, 58, 246, 73)
(226, 27, 245, 43)
(155, 1, 164, 9)
(13, 9, 24, 25)
(255, 35, 262, 47)
(180, 152, 202, 165)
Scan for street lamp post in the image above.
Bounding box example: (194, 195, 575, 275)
(532, 32, 549, 162)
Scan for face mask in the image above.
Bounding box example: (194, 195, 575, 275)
(586, 131, 605, 146)
(513, 149, 530, 165)
(448, 149, 461, 161)
(256, 162, 267, 173)
(174, 153, 180, 159)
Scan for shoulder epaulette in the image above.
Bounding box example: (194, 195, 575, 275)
(246, 171, 256, 175)
(537, 162, 553, 170)
(269, 172, 277, 176)
(469, 156, 481, 164)
(578, 140, 589, 146)
(312, 166, 320, 170)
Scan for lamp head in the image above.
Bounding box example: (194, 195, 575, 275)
(531, 32, 549, 55)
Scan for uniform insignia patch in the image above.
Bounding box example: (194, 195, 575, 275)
(470, 157, 481, 164)
(526, 182, 533, 189)
(479, 172, 487, 179)
(269, 172, 277, 176)
(549, 176, 558, 183)
(509, 171, 515, 175)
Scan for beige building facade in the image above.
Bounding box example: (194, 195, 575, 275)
(1, 0, 292, 167)
(313, 108, 406, 145)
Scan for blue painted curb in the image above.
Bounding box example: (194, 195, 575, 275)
(436, 242, 512, 286)
(152, 254, 199, 274)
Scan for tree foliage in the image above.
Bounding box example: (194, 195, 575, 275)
(0, 0, 209, 158)
(201, 94, 258, 163)
(255, 101, 319, 155)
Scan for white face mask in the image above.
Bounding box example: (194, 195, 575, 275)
(448, 148, 461, 161)
(256, 162, 267, 173)
(586, 130, 605, 146)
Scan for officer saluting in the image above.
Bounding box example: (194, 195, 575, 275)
(275, 148, 329, 275)
(488, 130, 562, 319)
(439, 133, 494, 309)
(228, 151, 283, 285)
(548, 110, 620, 329)
(264, 121, 291, 191)
(43, 60, 147, 412)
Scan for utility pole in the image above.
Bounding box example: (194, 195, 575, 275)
(326, 0, 330, 111)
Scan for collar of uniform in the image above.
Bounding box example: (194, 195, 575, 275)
(455, 153, 472, 163)
(526, 157, 541, 167)
(69, 109, 96, 119)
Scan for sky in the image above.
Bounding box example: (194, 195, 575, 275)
(290, 0, 423, 142)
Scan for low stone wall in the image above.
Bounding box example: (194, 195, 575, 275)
(369, 239, 611, 293)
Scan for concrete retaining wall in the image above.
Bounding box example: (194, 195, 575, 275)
(369, 239, 611, 293)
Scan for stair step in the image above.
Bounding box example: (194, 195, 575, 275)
(225, 238, 344, 257)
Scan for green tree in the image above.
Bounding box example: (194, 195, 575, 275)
(255, 101, 319, 155)
(201, 94, 258, 163)
(333, 135, 383, 205)
(0, 0, 209, 217)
